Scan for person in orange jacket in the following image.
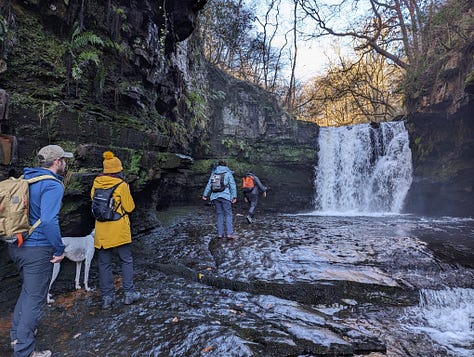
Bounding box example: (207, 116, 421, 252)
(242, 171, 267, 224)
(91, 151, 140, 309)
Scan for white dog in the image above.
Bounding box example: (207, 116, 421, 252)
(47, 229, 95, 303)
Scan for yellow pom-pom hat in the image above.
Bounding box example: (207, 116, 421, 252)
(102, 151, 123, 174)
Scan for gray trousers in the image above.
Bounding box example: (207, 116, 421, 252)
(246, 193, 259, 217)
(9, 244, 53, 357)
(97, 243, 134, 299)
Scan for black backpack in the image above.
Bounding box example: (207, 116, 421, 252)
(210, 172, 226, 192)
(91, 181, 124, 221)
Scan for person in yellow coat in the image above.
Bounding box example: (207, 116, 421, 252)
(91, 151, 140, 309)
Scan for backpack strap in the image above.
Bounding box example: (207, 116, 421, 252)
(107, 180, 126, 216)
(25, 174, 64, 187)
(24, 174, 64, 237)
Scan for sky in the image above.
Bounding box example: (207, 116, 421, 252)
(294, 39, 331, 82)
(246, 0, 357, 83)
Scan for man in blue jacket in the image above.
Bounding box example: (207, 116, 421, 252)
(202, 160, 237, 239)
(8, 144, 73, 357)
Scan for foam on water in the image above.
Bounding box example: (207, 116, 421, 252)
(403, 288, 474, 356)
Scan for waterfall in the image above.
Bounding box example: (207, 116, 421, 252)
(314, 121, 413, 214)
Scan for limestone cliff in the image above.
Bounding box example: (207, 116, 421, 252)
(0, 0, 318, 237)
(403, 22, 474, 217)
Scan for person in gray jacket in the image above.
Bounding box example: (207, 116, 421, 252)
(242, 172, 267, 223)
(202, 160, 237, 238)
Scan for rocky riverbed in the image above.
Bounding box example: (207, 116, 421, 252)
(1, 206, 473, 356)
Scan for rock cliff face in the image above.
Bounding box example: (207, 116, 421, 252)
(0, 0, 318, 239)
(403, 35, 474, 217)
(185, 65, 318, 213)
(404, 102, 474, 217)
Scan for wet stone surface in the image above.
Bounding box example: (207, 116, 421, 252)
(1, 207, 473, 356)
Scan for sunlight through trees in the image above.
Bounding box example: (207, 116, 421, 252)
(198, 0, 473, 126)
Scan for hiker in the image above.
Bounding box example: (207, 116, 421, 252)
(91, 151, 140, 309)
(202, 160, 237, 239)
(242, 171, 267, 224)
(9, 145, 73, 357)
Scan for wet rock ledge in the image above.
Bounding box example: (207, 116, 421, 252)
(1, 207, 473, 356)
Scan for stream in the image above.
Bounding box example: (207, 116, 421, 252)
(1, 208, 472, 356)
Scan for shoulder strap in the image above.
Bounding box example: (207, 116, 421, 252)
(111, 180, 124, 190)
(25, 174, 64, 187)
(108, 180, 125, 214)
(24, 174, 64, 236)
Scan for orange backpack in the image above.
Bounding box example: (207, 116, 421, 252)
(242, 175, 255, 190)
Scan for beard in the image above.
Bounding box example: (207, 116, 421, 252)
(56, 162, 66, 176)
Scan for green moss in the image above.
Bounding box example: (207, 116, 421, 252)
(466, 71, 474, 87)
(186, 90, 208, 130)
(128, 151, 143, 176)
(10, 6, 66, 87)
(190, 159, 218, 174)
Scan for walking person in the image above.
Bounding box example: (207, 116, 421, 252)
(91, 151, 140, 309)
(242, 171, 268, 224)
(202, 160, 237, 238)
(9, 144, 73, 357)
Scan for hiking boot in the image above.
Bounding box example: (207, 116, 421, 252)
(102, 295, 116, 309)
(246, 215, 253, 224)
(123, 291, 141, 305)
(227, 233, 238, 239)
(29, 350, 52, 357)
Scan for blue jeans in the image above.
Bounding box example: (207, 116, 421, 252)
(8, 244, 53, 357)
(214, 198, 233, 236)
(97, 244, 134, 299)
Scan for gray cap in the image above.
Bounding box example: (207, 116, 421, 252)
(38, 145, 74, 162)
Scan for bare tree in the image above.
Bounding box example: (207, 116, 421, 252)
(297, 0, 473, 107)
(295, 41, 404, 126)
(199, 0, 291, 96)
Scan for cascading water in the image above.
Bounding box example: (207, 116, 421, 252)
(403, 287, 474, 357)
(314, 121, 413, 214)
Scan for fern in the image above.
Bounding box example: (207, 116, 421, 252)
(71, 31, 104, 50)
(67, 25, 105, 89)
(72, 66, 82, 80)
(77, 51, 100, 67)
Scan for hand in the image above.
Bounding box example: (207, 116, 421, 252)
(263, 191, 267, 198)
(202, 196, 208, 201)
(231, 198, 237, 204)
(50, 254, 65, 263)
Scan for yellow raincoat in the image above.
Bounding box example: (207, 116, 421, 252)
(91, 175, 135, 249)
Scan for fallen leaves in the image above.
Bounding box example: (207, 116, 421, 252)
(201, 345, 214, 353)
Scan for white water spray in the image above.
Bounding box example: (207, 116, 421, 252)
(314, 121, 413, 214)
(404, 288, 474, 356)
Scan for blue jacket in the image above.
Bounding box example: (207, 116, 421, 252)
(22, 167, 65, 257)
(203, 165, 237, 202)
